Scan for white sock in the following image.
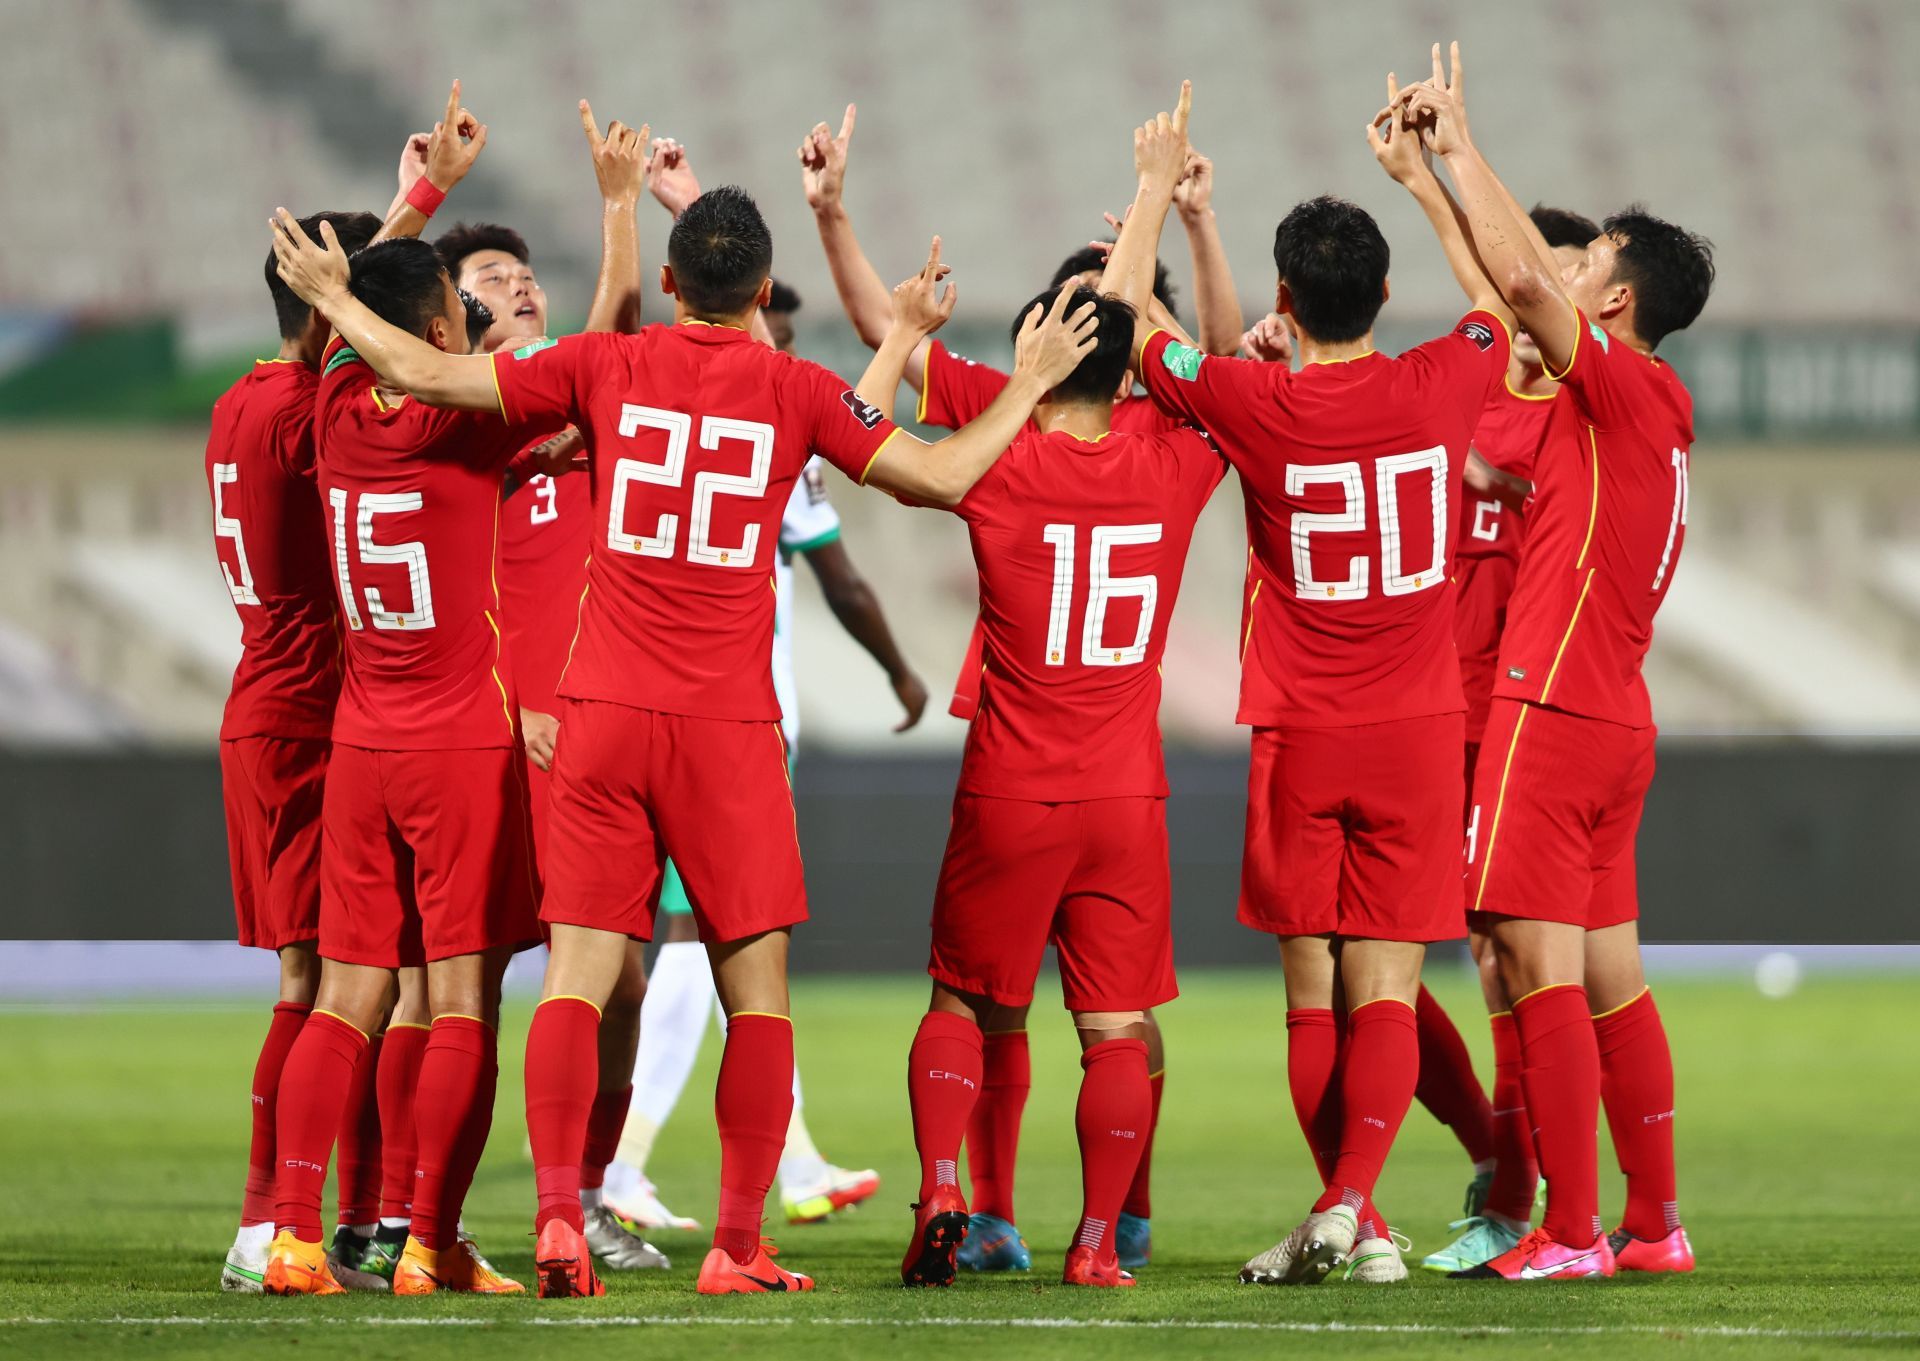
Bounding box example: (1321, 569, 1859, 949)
(378, 1216, 410, 1232)
(234, 1222, 273, 1254)
(619, 941, 716, 1171)
(580, 1186, 604, 1211)
(777, 1102, 830, 1193)
(340, 1222, 375, 1240)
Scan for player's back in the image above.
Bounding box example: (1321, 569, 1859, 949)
(497, 467, 591, 714)
(956, 426, 1224, 801)
(314, 339, 530, 750)
(205, 360, 340, 740)
(490, 323, 898, 723)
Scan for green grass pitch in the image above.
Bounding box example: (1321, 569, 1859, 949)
(3, 968, 1917, 1359)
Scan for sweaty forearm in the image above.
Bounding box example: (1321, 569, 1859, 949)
(855, 327, 922, 423)
(1100, 180, 1177, 355)
(1182, 208, 1245, 356)
(316, 290, 494, 410)
(584, 201, 642, 334)
(814, 205, 895, 349)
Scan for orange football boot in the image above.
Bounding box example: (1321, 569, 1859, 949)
(899, 1186, 969, 1287)
(696, 1239, 815, 1294)
(534, 1219, 605, 1299)
(1063, 1243, 1137, 1287)
(262, 1229, 346, 1296)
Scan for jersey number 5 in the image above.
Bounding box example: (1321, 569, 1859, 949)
(211, 463, 260, 606)
(328, 488, 434, 631)
(1042, 523, 1162, 667)
(608, 403, 773, 569)
(1287, 447, 1448, 600)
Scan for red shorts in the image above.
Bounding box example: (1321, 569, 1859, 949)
(221, 736, 329, 951)
(929, 794, 1176, 1012)
(320, 745, 539, 967)
(541, 700, 807, 944)
(524, 754, 552, 888)
(1238, 714, 1466, 942)
(1454, 552, 1518, 746)
(1466, 698, 1655, 929)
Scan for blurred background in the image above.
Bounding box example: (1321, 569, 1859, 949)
(1, 0, 1915, 980)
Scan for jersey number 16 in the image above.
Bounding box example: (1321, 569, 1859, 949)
(1042, 523, 1162, 668)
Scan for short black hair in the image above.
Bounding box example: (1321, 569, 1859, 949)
(347, 238, 453, 339)
(1272, 196, 1389, 343)
(667, 185, 773, 316)
(460, 290, 496, 348)
(1601, 205, 1715, 348)
(434, 222, 531, 281)
(766, 279, 802, 314)
(1051, 247, 1176, 314)
(266, 210, 380, 339)
(1529, 204, 1600, 251)
(1008, 286, 1136, 406)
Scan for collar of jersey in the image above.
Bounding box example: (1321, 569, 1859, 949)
(678, 318, 751, 338)
(1302, 349, 1377, 368)
(1043, 427, 1117, 448)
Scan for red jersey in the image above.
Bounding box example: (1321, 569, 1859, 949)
(496, 466, 592, 714)
(918, 339, 1183, 436)
(1138, 313, 1511, 728)
(952, 426, 1224, 801)
(205, 360, 341, 741)
(1493, 309, 1695, 728)
(489, 323, 900, 721)
(315, 338, 532, 750)
(1458, 380, 1556, 565)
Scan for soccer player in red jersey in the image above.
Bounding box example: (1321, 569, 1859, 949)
(1400, 44, 1714, 1280)
(1104, 84, 1516, 1285)
(270, 181, 1096, 1296)
(861, 249, 1224, 1289)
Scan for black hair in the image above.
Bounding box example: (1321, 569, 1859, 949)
(1601, 205, 1715, 348)
(667, 185, 774, 316)
(460, 289, 496, 348)
(266, 210, 381, 339)
(347, 238, 454, 339)
(1051, 246, 1176, 314)
(434, 222, 532, 281)
(1272, 196, 1389, 344)
(766, 279, 802, 314)
(1008, 286, 1136, 406)
(1529, 204, 1600, 251)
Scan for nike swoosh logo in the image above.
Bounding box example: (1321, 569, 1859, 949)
(733, 1269, 788, 1291)
(1519, 1250, 1597, 1278)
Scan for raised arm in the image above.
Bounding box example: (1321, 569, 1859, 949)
(579, 101, 648, 334)
(1099, 81, 1191, 358)
(855, 238, 954, 423)
(272, 210, 500, 410)
(1090, 220, 1202, 351)
(858, 281, 1098, 508)
(372, 81, 487, 246)
(1171, 149, 1246, 355)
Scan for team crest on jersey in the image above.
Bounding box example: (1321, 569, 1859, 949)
(1160, 340, 1204, 381)
(513, 338, 558, 360)
(840, 389, 885, 429)
(1457, 319, 1495, 351)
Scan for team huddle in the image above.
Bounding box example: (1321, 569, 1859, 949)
(208, 44, 1713, 1299)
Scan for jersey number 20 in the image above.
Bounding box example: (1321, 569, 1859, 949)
(1042, 523, 1162, 667)
(1287, 447, 1448, 600)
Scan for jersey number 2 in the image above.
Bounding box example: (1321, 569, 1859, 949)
(1042, 523, 1161, 667)
(608, 404, 772, 569)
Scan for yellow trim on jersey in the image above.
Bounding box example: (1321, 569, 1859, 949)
(680, 318, 750, 332)
(556, 575, 591, 694)
(1136, 326, 1168, 371)
(1349, 996, 1416, 1017)
(1591, 986, 1651, 1021)
(314, 1009, 371, 1042)
(1470, 703, 1532, 912)
(1512, 982, 1581, 1008)
(858, 426, 908, 486)
(1504, 375, 1558, 402)
(369, 385, 389, 414)
(484, 610, 515, 736)
(385, 1021, 432, 1033)
(256, 357, 300, 366)
(1538, 568, 1595, 703)
(1475, 308, 1518, 353)
(432, 1013, 492, 1029)
(1542, 301, 1583, 381)
(916, 350, 935, 424)
(1489, 1010, 1513, 1021)
(1240, 580, 1262, 663)
(1574, 427, 1601, 568)
(1306, 349, 1377, 366)
(728, 1010, 793, 1023)
(1147, 1067, 1167, 1080)
(538, 994, 603, 1018)
(488, 352, 511, 422)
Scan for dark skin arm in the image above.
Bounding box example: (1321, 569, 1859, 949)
(800, 539, 929, 731)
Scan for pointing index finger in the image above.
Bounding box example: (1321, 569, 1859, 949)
(1172, 79, 1192, 136)
(839, 103, 857, 143)
(579, 98, 604, 148)
(445, 79, 462, 131)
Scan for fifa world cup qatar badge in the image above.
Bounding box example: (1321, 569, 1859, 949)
(840, 390, 885, 429)
(1160, 340, 1204, 381)
(1457, 319, 1496, 350)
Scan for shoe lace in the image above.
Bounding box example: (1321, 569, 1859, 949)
(1386, 1228, 1413, 1253)
(1445, 1215, 1491, 1234)
(757, 1237, 781, 1259)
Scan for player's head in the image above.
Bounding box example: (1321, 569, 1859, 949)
(1515, 204, 1600, 366)
(1271, 196, 1389, 344)
(1010, 286, 1137, 408)
(763, 278, 802, 353)
(663, 185, 774, 322)
(435, 222, 544, 351)
(346, 238, 474, 356)
(266, 210, 381, 344)
(1051, 247, 1177, 315)
(1563, 204, 1715, 350)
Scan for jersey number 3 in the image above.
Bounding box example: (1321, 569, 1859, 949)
(1043, 523, 1161, 668)
(608, 404, 773, 569)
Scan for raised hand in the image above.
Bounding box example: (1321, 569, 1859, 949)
(798, 103, 856, 211)
(1171, 149, 1214, 217)
(395, 132, 431, 197)
(580, 101, 648, 206)
(1368, 72, 1432, 187)
(890, 236, 957, 338)
(1240, 312, 1295, 365)
(646, 136, 702, 216)
(1013, 280, 1101, 390)
(1133, 80, 1191, 190)
(270, 208, 350, 308)
(424, 79, 488, 191)
(1399, 41, 1471, 157)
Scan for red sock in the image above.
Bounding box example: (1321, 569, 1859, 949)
(908, 1010, 983, 1203)
(1319, 1000, 1419, 1216)
(241, 1001, 310, 1226)
(376, 1023, 429, 1221)
(1484, 1011, 1538, 1223)
(410, 1016, 493, 1252)
(581, 1082, 631, 1192)
(966, 1028, 1027, 1223)
(1121, 1067, 1164, 1219)
(525, 996, 602, 1234)
(1414, 984, 1496, 1165)
(272, 1010, 367, 1242)
(1594, 989, 1678, 1240)
(713, 1013, 796, 1264)
(1513, 984, 1602, 1245)
(1072, 1038, 1150, 1255)
(334, 1032, 382, 1227)
(1284, 1008, 1341, 1184)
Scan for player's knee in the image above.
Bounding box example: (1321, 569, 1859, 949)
(278, 944, 321, 1004)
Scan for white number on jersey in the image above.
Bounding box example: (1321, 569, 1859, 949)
(1041, 522, 1163, 667)
(608, 403, 773, 568)
(528, 474, 559, 525)
(211, 463, 259, 606)
(1286, 446, 1449, 600)
(1652, 448, 1690, 591)
(1471, 498, 1502, 542)
(328, 487, 434, 631)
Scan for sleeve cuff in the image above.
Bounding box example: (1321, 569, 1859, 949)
(859, 426, 907, 486)
(1542, 303, 1583, 382)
